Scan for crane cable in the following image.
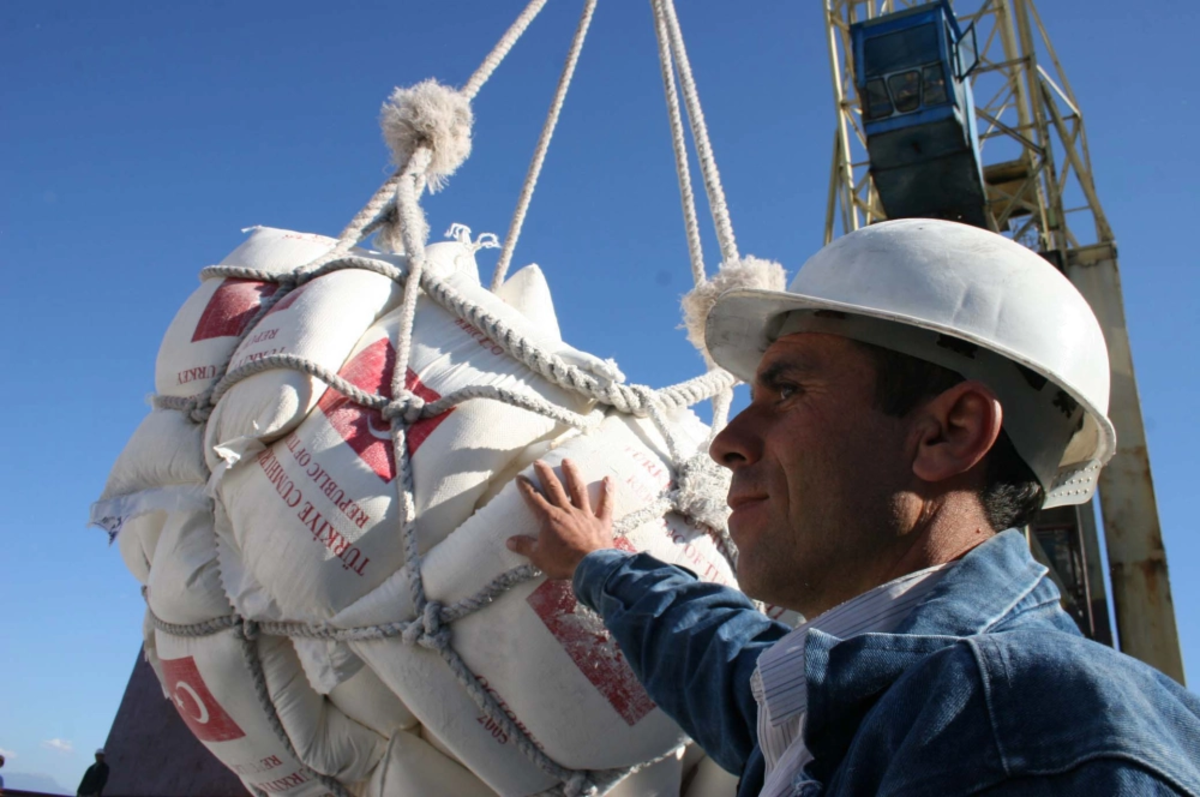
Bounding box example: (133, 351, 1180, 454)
(491, 0, 600, 290)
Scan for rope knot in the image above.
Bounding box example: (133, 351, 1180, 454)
(625, 384, 659, 418)
(401, 601, 450, 651)
(380, 80, 473, 193)
(382, 392, 426, 424)
(238, 618, 260, 641)
(187, 402, 213, 424)
(680, 256, 787, 365)
(563, 772, 597, 797)
(669, 454, 731, 531)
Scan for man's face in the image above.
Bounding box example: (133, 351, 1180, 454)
(709, 332, 915, 616)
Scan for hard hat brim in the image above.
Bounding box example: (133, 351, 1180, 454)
(706, 286, 1117, 509)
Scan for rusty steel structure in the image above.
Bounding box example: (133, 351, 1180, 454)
(822, 0, 1184, 683)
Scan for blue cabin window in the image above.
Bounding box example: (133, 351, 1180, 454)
(923, 65, 948, 105)
(862, 23, 939, 77)
(888, 71, 922, 113)
(858, 20, 955, 120)
(864, 78, 893, 119)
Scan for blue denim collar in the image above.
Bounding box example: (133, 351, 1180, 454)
(893, 528, 1050, 638)
(800, 529, 1056, 783)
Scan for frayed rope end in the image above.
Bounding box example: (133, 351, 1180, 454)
(380, 79, 473, 193)
(681, 256, 787, 363)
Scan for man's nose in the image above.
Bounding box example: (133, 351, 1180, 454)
(709, 406, 761, 469)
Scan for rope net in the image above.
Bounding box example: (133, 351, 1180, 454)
(115, 2, 763, 794)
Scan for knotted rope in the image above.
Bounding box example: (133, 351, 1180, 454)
(134, 3, 752, 794)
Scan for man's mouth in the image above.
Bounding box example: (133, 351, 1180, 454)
(727, 494, 768, 526)
(727, 493, 768, 511)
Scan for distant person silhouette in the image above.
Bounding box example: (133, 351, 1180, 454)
(76, 749, 109, 797)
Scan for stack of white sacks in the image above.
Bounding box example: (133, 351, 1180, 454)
(93, 226, 743, 796)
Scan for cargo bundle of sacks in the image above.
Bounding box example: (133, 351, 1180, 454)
(92, 223, 750, 796)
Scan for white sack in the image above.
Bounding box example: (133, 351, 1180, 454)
(103, 224, 744, 797)
(327, 665, 420, 737)
(89, 407, 210, 561)
(607, 752, 685, 797)
(214, 288, 592, 626)
(368, 729, 497, 797)
(146, 505, 386, 784)
(350, 637, 557, 796)
(683, 755, 739, 797)
(147, 507, 233, 626)
(202, 248, 417, 471)
(100, 409, 208, 498)
(353, 410, 736, 794)
(156, 228, 339, 400)
(154, 630, 331, 797)
(259, 636, 386, 784)
(493, 264, 562, 342)
(117, 510, 166, 585)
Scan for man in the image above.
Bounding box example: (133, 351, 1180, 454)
(77, 749, 108, 797)
(0, 751, 6, 795)
(508, 220, 1200, 795)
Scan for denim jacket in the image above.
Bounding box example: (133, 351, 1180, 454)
(574, 530, 1200, 796)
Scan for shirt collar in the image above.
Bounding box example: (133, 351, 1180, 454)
(754, 560, 954, 728)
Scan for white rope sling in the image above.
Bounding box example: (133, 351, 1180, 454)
(139, 2, 786, 794)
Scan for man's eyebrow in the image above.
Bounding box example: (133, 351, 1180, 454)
(751, 360, 813, 398)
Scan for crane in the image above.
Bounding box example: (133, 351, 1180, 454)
(823, 0, 1185, 684)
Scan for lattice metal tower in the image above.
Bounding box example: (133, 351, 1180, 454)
(823, 0, 1184, 682)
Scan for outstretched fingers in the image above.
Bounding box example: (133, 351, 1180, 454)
(561, 458, 591, 514)
(533, 460, 572, 509)
(507, 534, 538, 558)
(509, 460, 620, 580)
(595, 475, 613, 522)
(517, 473, 553, 517)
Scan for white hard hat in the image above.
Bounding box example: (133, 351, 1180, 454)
(705, 218, 1116, 508)
(95, 748, 106, 755)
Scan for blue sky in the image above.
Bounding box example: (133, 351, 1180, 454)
(2, 1, 1197, 789)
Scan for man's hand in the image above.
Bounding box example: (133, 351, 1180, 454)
(506, 458, 615, 580)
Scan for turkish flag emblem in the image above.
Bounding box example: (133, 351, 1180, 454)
(526, 536, 655, 726)
(263, 280, 313, 317)
(160, 655, 246, 743)
(192, 279, 280, 342)
(316, 338, 453, 482)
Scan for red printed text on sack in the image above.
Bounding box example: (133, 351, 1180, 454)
(256, 447, 371, 577)
(661, 517, 734, 587)
(474, 675, 544, 750)
(232, 756, 284, 776)
(254, 769, 312, 794)
(453, 318, 506, 357)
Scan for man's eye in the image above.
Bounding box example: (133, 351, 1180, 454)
(777, 384, 798, 401)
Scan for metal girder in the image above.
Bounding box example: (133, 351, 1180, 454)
(822, 0, 1183, 682)
(1066, 245, 1185, 683)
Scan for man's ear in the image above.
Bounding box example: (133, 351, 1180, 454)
(910, 380, 1003, 484)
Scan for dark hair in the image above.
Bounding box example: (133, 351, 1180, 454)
(855, 341, 1044, 530)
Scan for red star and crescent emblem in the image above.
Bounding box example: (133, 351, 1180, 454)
(192, 279, 280, 342)
(526, 536, 655, 726)
(159, 655, 246, 743)
(262, 280, 314, 317)
(316, 338, 453, 482)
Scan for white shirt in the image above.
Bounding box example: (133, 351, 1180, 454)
(751, 563, 954, 797)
